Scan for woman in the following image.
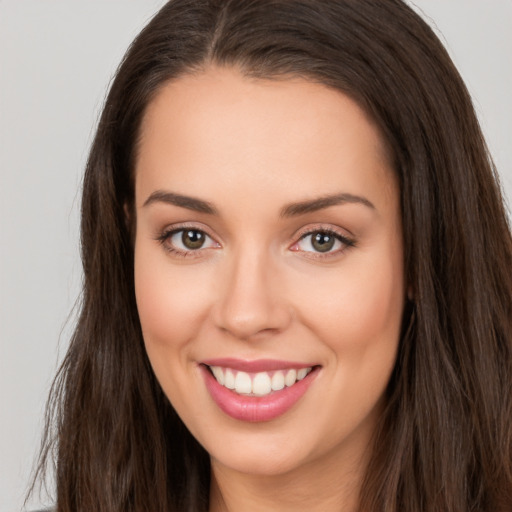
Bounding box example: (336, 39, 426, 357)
(31, 0, 512, 510)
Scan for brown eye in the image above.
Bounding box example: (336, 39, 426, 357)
(292, 228, 354, 256)
(163, 228, 219, 254)
(311, 232, 336, 252)
(182, 230, 205, 249)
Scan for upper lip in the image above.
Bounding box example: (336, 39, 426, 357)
(201, 358, 317, 373)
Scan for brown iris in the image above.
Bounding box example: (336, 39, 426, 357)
(311, 232, 336, 252)
(182, 230, 205, 249)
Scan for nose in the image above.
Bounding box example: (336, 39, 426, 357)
(213, 248, 292, 340)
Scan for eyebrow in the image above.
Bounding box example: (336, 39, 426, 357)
(280, 193, 375, 217)
(142, 190, 375, 216)
(143, 190, 218, 214)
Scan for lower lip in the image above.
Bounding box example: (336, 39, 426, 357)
(201, 365, 319, 422)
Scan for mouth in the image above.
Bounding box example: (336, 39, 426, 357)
(200, 359, 320, 422)
(205, 365, 314, 397)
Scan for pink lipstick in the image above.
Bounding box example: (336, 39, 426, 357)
(200, 359, 319, 422)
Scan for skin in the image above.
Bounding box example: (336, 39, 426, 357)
(134, 67, 405, 512)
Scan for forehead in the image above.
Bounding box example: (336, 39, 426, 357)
(135, 66, 396, 210)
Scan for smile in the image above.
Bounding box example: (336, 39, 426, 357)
(208, 366, 313, 396)
(200, 359, 320, 422)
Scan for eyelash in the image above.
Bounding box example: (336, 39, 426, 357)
(155, 224, 356, 259)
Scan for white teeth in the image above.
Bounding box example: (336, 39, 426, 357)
(234, 371, 252, 394)
(252, 372, 272, 396)
(271, 371, 285, 391)
(211, 366, 224, 385)
(224, 369, 235, 389)
(285, 369, 297, 387)
(209, 365, 313, 396)
(297, 368, 308, 380)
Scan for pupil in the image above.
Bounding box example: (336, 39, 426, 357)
(312, 232, 335, 252)
(182, 230, 205, 249)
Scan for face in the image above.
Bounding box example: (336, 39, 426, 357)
(134, 67, 404, 479)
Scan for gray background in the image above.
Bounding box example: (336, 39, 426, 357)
(1, 1, 510, 511)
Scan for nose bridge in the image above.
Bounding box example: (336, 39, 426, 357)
(214, 242, 290, 339)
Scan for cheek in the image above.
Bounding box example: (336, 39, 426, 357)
(299, 253, 404, 352)
(133, 245, 216, 417)
(296, 250, 403, 438)
(134, 243, 211, 355)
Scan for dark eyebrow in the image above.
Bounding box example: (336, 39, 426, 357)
(280, 193, 375, 217)
(142, 190, 217, 215)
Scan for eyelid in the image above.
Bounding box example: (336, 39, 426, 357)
(293, 223, 355, 240)
(154, 221, 218, 238)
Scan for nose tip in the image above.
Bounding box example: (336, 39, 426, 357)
(213, 255, 291, 340)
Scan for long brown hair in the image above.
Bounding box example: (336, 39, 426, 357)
(31, 1, 512, 510)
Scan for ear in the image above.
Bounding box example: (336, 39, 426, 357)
(123, 202, 131, 224)
(123, 202, 136, 244)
